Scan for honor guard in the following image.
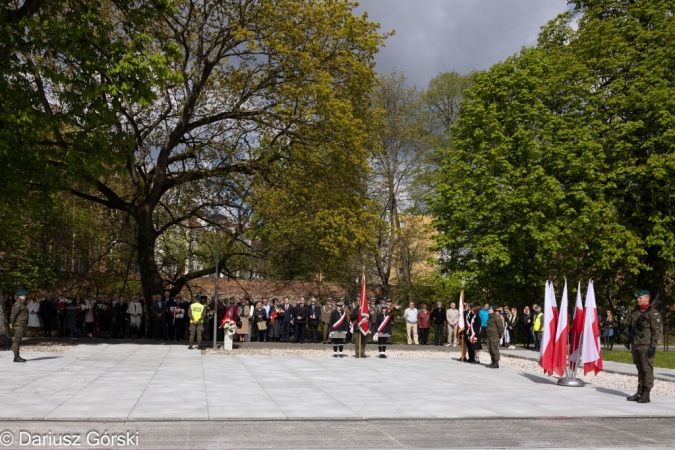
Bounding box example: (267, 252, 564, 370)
(330, 301, 349, 358)
(626, 290, 662, 404)
(10, 290, 29, 362)
(350, 299, 370, 357)
(486, 305, 504, 368)
(373, 303, 393, 358)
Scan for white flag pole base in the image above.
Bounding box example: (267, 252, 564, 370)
(557, 377, 585, 387)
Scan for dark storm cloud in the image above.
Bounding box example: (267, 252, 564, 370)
(355, 0, 570, 88)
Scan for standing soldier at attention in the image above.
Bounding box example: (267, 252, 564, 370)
(188, 296, 206, 350)
(329, 301, 349, 358)
(10, 290, 29, 363)
(627, 290, 662, 404)
(486, 305, 504, 368)
(373, 303, 393, 359)
(321, 298, 334, 344)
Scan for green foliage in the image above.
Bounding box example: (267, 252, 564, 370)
(433, 0, 675, 310)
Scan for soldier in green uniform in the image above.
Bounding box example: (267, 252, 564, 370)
(10, 290, 29, 363)
(626, 290, 662, 404)
(486, 305, 504, 369)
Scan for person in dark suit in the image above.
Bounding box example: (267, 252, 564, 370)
(39, 294, 57, 337)
(151, 294, 168, 340)
(293, 297, 309, 343)
(430, 302, 447, 346)
(172, 294, 189, 342)
(280, 297, 294, 342)
(307, 297, 321, 343)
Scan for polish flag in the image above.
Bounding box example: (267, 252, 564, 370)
(581, 280, 603, 375)
(357, 274, 370, 335)
(457, 290, 465, 334)
(552, 280, 569, 377)
(539, 281, 558, 376)
(569, 282, 585, 372)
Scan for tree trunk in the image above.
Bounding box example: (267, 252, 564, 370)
(0, 287, 11, 350)
(136, 209, 164, 338)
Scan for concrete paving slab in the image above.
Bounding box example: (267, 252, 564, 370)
(3, 344, 675, 421)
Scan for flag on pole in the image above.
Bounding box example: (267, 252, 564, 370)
(357, 274, 370, 335)
(552, 280, 569, 377)
(569, 282, 585, 372)
(539, 281, 558, 376)
(581, 280, 603, 375)
(457, 290, 465, 334)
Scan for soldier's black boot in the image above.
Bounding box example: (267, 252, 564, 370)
(13, 352, 26, 363)
(627, 385, 643, 401)
(637, 388, 651, 404)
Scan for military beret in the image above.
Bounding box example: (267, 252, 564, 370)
(490, 305, 497, 310)
(634, 290, 650, 298)
(16, 290, 27, 296)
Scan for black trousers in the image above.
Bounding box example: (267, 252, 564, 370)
(294, 322, 306, 343)
(43, 317, 54, 337)
(522, 327, 532, 347)
(419, 327, 430, 345)
(308, 322, 319, 342)
(434, 323, 445, 345)
(281, 322, 291, 342)
(168, 320, 176, 340)
(175, 320, 186, 341)
(59, 315, 67, 337)
(257, 328, 267, 342)
(508, 327, 517, 345)
(153, 317, 168, 340)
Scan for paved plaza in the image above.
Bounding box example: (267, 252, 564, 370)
(2, 344, 675, 420)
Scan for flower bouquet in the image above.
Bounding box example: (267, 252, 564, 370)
(219, 317, 237, 336)
(55, 297, 73, 310)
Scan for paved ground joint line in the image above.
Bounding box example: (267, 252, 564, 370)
(127, 346, 171, 419)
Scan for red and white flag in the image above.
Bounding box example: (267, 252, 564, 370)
(539, 281, 558, 376)
(569, 282, 585, 372)
(357, 274, 370, 335)
(581, 280, 603, 375)
(552, 280, 569, 377)
(457, 290, 465, 334)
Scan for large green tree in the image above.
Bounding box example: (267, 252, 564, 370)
(4, 0, 385, 320)
(434, 0, 675, 309)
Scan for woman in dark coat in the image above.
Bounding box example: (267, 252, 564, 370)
(521, 306, 533, 349)
(253, 301, 268, 342)
(465, 304, 483, 363)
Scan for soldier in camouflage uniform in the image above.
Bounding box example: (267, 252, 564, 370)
(627, 290, 662, 404)
(10, 290, 29, 363)
(486, 305, 504, 369)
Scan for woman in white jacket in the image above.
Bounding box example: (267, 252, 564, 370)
(126, 296, 143, 339)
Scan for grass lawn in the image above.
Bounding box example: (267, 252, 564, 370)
(601, 349, 675, 369)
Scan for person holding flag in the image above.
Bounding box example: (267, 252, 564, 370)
(626, 290, 662, 404)
(373, 303, 393, 358)
(350, 274, 371, 358)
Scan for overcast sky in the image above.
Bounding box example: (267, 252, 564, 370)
(355, 0, 571, 88)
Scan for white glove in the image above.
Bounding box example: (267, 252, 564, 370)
(373, 333, 379, 341)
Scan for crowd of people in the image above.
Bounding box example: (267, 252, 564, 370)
(2, 291, 617, 352)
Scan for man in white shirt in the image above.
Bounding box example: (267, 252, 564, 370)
(446, 302, 460, 347)
(403, 302, 419, 345)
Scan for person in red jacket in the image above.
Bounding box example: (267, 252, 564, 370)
(417, 304, 431, 345)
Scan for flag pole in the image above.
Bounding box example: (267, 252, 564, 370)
(558, 281, 584, 387)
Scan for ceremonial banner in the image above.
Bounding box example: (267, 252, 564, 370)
(457, 290, 465, 333)
(539, 281, 558, 376)
(552, 280, 569, 377)
(581, 280, 603, 375)
(357, 274, 370, 335)
(569, 282, 585, 372)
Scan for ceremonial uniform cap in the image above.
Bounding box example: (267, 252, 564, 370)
(634, 290, 650, 298)
(336, 301, 344, 306)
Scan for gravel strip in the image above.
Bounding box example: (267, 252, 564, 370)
(18, 343, 75, 353)
(203, 347, 675, 399)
